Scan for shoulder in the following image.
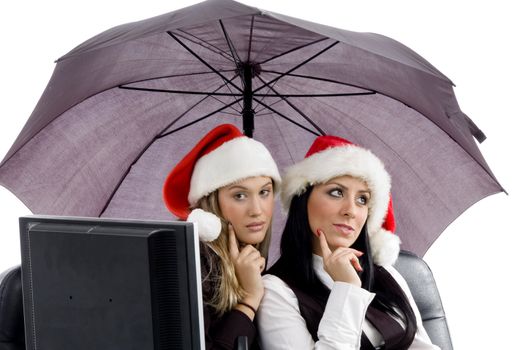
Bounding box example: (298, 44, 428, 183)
(259, 274, 304, 322)
(262, 274, 300, 304)
(263, 274, 294, 293)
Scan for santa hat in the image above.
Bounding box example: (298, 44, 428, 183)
(163, 124, 281, 242)
(281, 135, 400, 266)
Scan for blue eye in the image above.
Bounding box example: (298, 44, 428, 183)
(357, 195, 369, 205)
(328, 188, 344, 198)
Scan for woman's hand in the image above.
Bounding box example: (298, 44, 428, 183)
(318, 229, 363, 287)
(228, 223, 265, 317)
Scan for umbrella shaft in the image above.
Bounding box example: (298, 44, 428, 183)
(242, 64, 254, 137)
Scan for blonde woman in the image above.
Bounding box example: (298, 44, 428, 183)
(163, 124, 280, 349)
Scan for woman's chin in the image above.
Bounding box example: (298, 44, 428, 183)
(237, 230, 266, 246)
(328, 236, 358, 251)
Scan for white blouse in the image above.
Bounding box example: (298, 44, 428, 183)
(257, 255, 440, 349)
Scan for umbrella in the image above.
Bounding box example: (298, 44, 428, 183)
(0, 0, 503, 259)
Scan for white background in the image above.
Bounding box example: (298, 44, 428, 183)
(1, 1, 524, 348)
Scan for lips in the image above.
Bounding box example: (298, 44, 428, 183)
(333, 223, 354, 236)
(246, 221, 266, 232)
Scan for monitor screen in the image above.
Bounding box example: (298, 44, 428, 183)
(19, 215, 204, 350)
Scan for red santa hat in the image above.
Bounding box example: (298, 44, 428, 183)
(281, 135, 400, 266)
(163, 124, 281, 242)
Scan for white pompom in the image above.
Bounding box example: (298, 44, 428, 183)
(187, 208, 222, 242)
(369, 228, 401, 266)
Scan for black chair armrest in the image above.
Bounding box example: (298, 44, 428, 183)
(0, 266, 25, 350)
(236, 335, 248, 350)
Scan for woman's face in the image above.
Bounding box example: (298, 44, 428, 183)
(218, 176, 274, 245)
(308, 175, 370, 254)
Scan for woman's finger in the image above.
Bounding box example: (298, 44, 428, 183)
(349, 254, 363, 272)
(238, 243, 259, 259)
(258, 256, 266, 273)
(330, 246, 351, 258)
(329, 249, 363, 273)
(331, 247, 363, 260)
(228, 223, 240, 259)
(350, 248, 364, 257)
(318, 229, 332, 260)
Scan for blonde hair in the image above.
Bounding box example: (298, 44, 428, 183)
(196, 190, 272, 316)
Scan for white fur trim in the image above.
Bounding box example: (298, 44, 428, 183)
(281, 145, 391, 234)
(187, 208, 222, 242)
(188, 137, 281, 205)
(369, 228, 400, 266)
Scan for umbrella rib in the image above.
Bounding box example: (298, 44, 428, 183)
(216, 62, 244, 112)
(206, 75, 244, 114)
(255, 74, 325, 135)
(175, 27, 242, 112)
(259, 37, 329, 65)
(124, 69, 238, 84)
(253, 87, 283, 114)
(176, 28, 235, 62)
(173, 27, 243, 112)
(220, 110, 244, 117)
(254, 98, 282, 114)
(119, 86, 371, 98)
(167, 31, 243, 93)
(221, 80, 245, 113)
(258, 76, 325, 135)
(253, 96, 322, 136)
(98, 97, 243, 217)
(153, 73, 242, 136)
(252, 111, 274, 117)
(253, 41, 339, 94)
(158, 97, 244, 138)
(253, 92, 375, 97)
(217, 20, 246, 111)
(219, 20, 242, 65)
(156, 73, 243, 132)
(260, 69, 377, 92)
(247, 16, 255, 63)
(254, 110, 274, 117)
(119, 85, 242, 97)
(251, 76, 282, 114)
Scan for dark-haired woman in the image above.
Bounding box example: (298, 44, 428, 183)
(257, 135, 439, 349)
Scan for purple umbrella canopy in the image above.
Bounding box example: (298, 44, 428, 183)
(0, 0, 503, 259)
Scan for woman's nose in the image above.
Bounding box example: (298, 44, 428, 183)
(248, 197, 263, 216)
(340, 198, 356, 218)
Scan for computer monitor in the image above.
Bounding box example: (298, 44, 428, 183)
(19, 215, 204, 350)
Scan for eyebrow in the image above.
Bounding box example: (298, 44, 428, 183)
(325, 181, 371, 194)
(226, 181, 273, 191)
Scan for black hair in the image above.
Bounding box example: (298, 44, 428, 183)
(277, 187, 417, 349)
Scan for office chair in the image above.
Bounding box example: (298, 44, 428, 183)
(0, 251, 453, 350)
(395, 250, 454, 350)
